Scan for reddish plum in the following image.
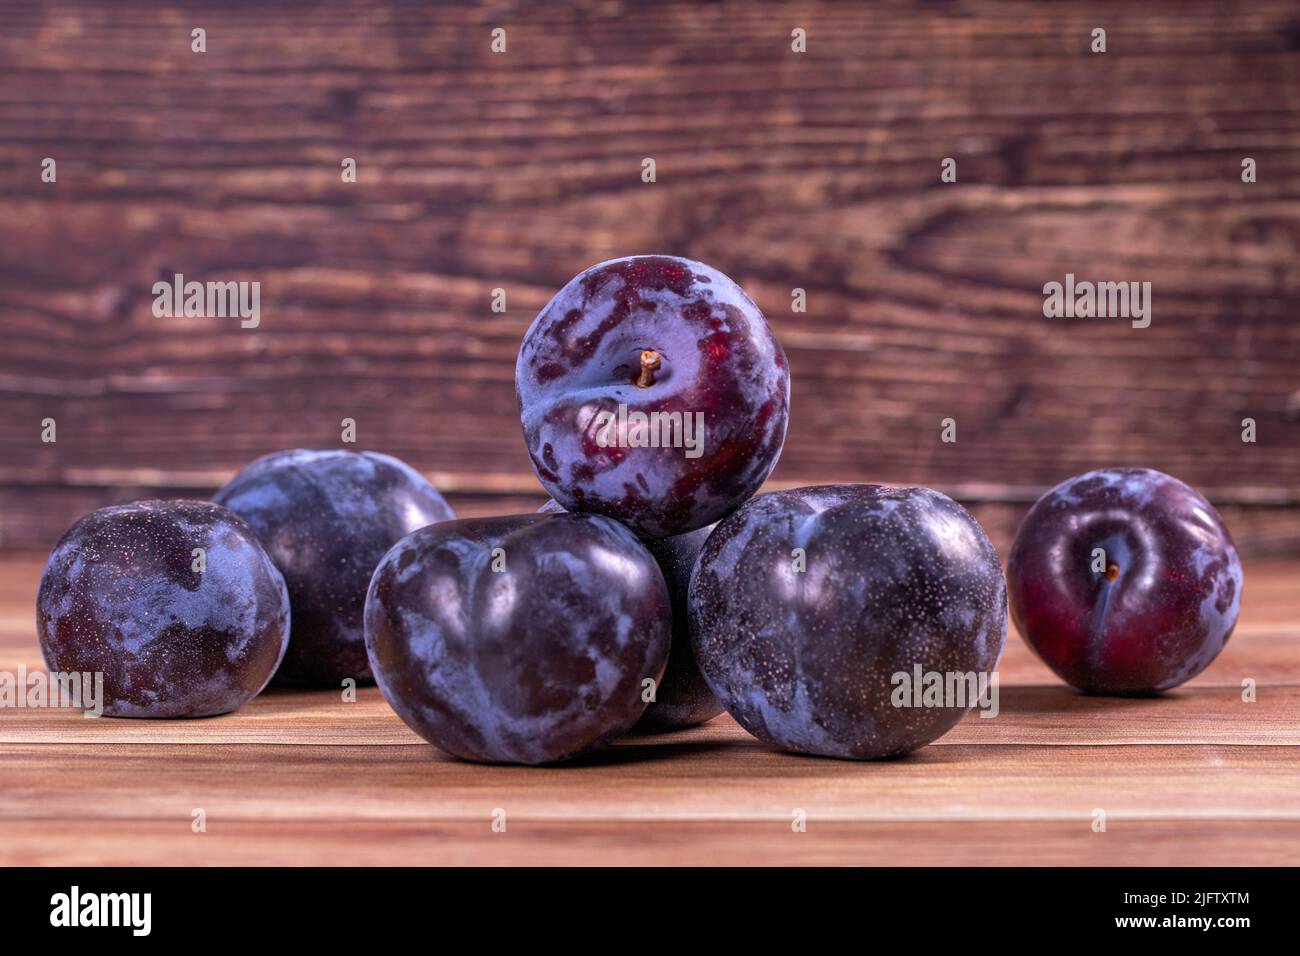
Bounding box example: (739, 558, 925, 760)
(1007, 468, 1242, 694)
(516, 256, 789, 538)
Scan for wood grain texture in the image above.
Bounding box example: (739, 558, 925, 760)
(1, 555, 1297, 866)
(2, 1, 1300, 551)
(8, 488, 1300, 561)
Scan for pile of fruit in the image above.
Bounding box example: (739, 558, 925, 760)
(35, 256, 1244, 764)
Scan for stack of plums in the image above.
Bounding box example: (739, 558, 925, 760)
(36, 256, 1244, 764)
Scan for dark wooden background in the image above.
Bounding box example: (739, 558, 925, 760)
(2, 1, 1299, 555)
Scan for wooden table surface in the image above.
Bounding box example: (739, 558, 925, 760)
(1, 553, 1297, 866)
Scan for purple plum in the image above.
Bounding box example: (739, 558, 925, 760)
(214, 449, 453, 686)
(690, 485, 1007, 759)
(364, 511, 671, 764)
(540, 498, 721, 730)
(36, 499, 290, 718)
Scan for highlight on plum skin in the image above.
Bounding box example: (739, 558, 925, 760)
(363, 511, 671, 765)
(35, 499, 291, 719)
(516, 255, 790, 539)
(214, 448, 454, 687)
(1007, 467, 1243, 695)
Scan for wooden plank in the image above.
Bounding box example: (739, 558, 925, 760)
(6, 487, 1300, 560)
(2, 740, 1299, 824)
(2, 684, 1299, 748)
(1, 1, 1298, 549)
(3, 819, 1297, 868)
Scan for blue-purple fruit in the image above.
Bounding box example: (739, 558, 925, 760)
(214, 449, 453, 686)
(690, 485, 1007, 759)
(540, 499, 721, 730)
(36, 499, 290, 718)
(364, 512, 671, 764)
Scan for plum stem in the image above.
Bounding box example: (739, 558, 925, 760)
(1105, 562, 1121, 582)
(636, 349, 662, 388)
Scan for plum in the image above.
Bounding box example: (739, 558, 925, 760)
(36, 499, 290, 718)
(516, 255, 789, 538)
(637, 524, 724, 730)
(364, 512, 671, 764)
(214, 449, 453, 686)
(540, 499, 721, 730)
(1007, 467, 1243, 694)
(689, 485, 1007, 759)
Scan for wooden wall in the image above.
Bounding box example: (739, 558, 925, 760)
(2, 1, 1299, 554)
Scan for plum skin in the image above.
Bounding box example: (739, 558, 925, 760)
(1007, 468, 1243, 695)
(364, 512, 671, 765)
(516, 255, 790, 538)
(689, 485, 1007, 759)
(36, 499, 290, 719)
(540, 499, 722, 730)
(214, 449, 454, 687)
(637, 525, 724, 730)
